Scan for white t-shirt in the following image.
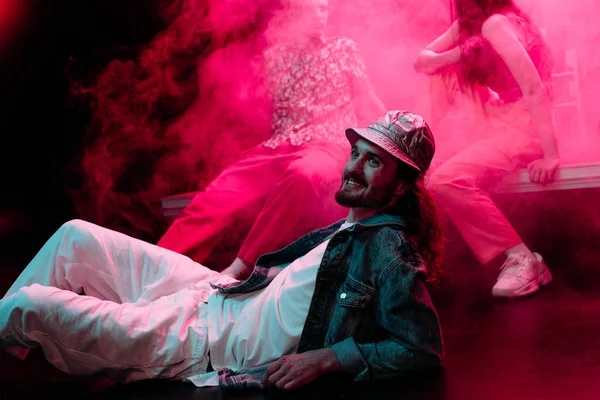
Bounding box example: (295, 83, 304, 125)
(191, 221, 354, 386)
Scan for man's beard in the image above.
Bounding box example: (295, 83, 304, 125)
(334, 176, 397, 209)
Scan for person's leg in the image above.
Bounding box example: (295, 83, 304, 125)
(428, 130, 551, 297)
(157, 145, 293, 263)
(3, 219, 230, 358)
(428, 140, 524, 265)
(4, 219, 225, 303)
(0, 284, 212, 382)
(235, 141, 349, 267)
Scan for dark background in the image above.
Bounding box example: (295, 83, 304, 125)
(0, 0, 167, 261)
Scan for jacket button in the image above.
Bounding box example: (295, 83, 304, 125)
(340, 293, 347, 299)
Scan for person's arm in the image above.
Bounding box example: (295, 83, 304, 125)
(341, 38, 386, 124)
(352, 77, 387, 125)
(330, 262, 443, 380)
(414, 21, 461, 74)
(482, 14, 559, 183)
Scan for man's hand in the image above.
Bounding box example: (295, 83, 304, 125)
(261, 348, 344, 391)
(527, 156, 560, 184)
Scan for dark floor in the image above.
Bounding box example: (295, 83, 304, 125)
(1, 189, 600, 400)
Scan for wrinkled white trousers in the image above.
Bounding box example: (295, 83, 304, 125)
(0, 219, 234, 382)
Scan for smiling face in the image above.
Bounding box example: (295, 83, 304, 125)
(335, 139, 404, 211)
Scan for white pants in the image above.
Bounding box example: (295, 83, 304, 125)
(0, 219, 234, 382)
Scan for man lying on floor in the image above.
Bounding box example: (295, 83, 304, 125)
(0, 110, 444, 391)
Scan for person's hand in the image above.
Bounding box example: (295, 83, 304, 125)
(261, 348, 343, 391)
(220, 258, 252, 280)
(527, 156, 560, 184)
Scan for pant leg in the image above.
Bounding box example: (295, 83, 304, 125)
(2, 219, 232, 360)
(4, 219, 225, 303)
(428, 122, 542, 264)
(156, 145, 295, 263)
(237, 141, 349, 264)
(0, 284, 212, 382)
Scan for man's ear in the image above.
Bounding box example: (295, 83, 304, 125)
(394, 180, 408, 196)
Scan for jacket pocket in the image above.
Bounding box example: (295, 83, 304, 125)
(327, 278, 375, 342)
(337, 277, 374, 308)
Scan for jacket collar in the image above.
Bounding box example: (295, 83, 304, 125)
(336, 213, 407, 231)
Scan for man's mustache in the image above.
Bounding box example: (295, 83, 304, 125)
(343, 173, 367, 187)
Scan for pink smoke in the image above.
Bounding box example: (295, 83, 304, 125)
(69, 0, 600, 242)
(70, 0, 276, 239)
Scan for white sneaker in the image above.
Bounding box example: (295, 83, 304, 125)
(492, 252, 552, 298)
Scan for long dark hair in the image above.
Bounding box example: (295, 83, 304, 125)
(383, 165, 445, 281)
(450, 0, 552, 92)
(452, 0, 519, 37)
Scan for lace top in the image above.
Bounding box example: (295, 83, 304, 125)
(261, 37, 368, 148)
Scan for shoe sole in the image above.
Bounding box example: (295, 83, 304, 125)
(492, 281, 539, 298)
(492, 253, 553, 298)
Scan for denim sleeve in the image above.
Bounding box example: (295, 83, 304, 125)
(330, 337, 369, 376)
(334, 260, 444, 380)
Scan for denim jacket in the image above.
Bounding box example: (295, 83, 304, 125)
(211, 213, 444, 389)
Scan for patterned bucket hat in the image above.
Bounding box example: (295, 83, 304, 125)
(345, 110, 435, 174)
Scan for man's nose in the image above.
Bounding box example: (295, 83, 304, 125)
(346, 160, 364, 175)
(345, 158, 358, 170)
